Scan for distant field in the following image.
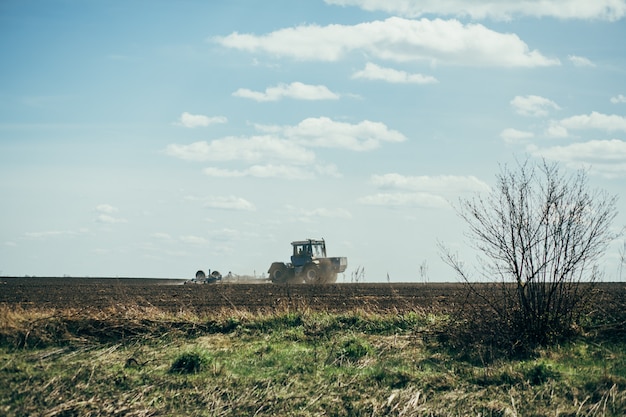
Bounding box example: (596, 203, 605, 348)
(2, 278, 625, 416)
(2, 277, 625, 314)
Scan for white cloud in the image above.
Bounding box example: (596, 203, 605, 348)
(233, 82, 339, 101)
(151, 232, 173, 240)
(359, 174, 490, 208)
(166, 117, 406, 163)
(529, 139, 626, 178)
(175, 112, 227, 128)
(371, 173, 491, 194)
(185, 195, 256, 211)
(545, 122, 570, 138)
(358, 192, 449, 208)
(511, 95, 560, 117)
(96, 214, 128, 224)
(324, 0, 626, 21)
(166, 117, 405, 181)
(214, 17, 559, 67)
(164, 136, 316, 165)
(203, 165, 315, 180)
(248, 165, 313, 179)
(568, 55, 596, 67)
(202, 167, 247, 178)
(501, 128, 534, 143)
(179, 235, 209, 245)
(95, 204, 118, 214)
(532, 139, 626, 161)
(256, 117, 407, 151)
(611, 94, 626, 104)
(298, 207, 353, 219)
(94, 204, 126, 224)
(203, 163, 341, 180)
(207, 196, 255, 211)
(544, 112, 626, 138)
(559, 112, 626, 132)
(352, 62, 438, 84)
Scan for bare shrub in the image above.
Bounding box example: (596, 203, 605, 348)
(441, 159, 621, 355)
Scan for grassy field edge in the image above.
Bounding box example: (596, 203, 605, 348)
(1, 304, 625, 416)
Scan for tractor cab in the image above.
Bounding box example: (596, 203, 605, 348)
(268, 237, 346, 284)
(291, 239, 326, 267)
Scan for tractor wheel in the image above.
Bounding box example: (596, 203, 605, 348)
(303, 264, 321, 284)
(269, 263, 290, 283)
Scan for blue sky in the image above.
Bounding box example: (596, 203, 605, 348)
(1, 0, 625, 281)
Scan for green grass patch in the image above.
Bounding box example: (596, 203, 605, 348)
(1, 307, 625, 416)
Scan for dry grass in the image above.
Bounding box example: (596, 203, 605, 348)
(1, 302, 625, 416)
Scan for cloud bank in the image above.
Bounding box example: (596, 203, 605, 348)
(324, 0, 626, 21)
(359, 174, 491, 208)
(165, 116, 406, 178)
(215, 17, 559, 67)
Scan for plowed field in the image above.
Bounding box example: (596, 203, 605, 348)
(1, 277, 625, 314)
(0, 277, 466, 313)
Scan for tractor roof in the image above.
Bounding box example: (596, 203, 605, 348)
(291, 239, 325, 246)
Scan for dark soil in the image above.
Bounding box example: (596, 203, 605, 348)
(2, 277, 625, 316)
(0, 277, 476, 313)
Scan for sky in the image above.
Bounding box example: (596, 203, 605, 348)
(1, 0, 625, 282)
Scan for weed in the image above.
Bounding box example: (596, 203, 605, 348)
(248, 311, 304, 332)
(331, 335, 373, 366)
(169, 349, 210, 374)
(523, 362, 560, 385)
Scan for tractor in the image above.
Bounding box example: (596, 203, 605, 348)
(268, 238, 347, 284)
